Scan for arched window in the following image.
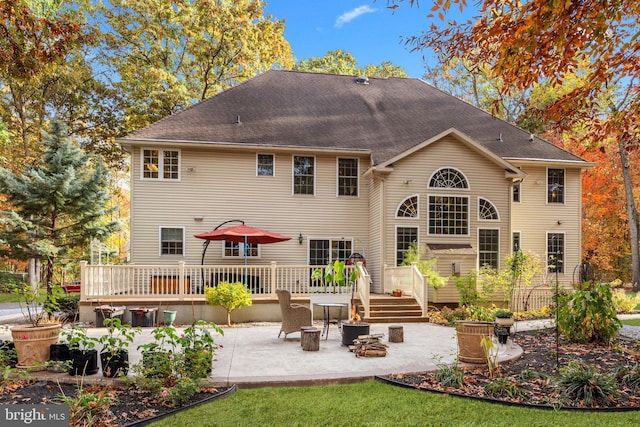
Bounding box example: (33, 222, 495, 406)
(429, 168, 468, 189)
(479, 198, 499, 220)
(396, 195, 418, 218)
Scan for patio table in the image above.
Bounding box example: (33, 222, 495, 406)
(313, 302, 348, 340)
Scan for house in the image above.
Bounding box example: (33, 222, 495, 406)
(104, 70, 593, 322)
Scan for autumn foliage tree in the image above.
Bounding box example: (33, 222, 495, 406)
(392, 0, 640, 289)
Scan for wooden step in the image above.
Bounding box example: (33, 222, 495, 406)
(355, 296, 430, 323)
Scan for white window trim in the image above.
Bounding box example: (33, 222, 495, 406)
(141, 148, 181, 181)
(158, 226, 185, 256)
(306, 237, 354, 265)
(427, 166, 471, 190)
(292, 155, 316, 196)
(395, 194, 420, 219)
(427, 193, 470, 237)
(477, 197, 500, 221)
(222, 241, 261, 259)
(477, 227, 500, 270)
(546, 167, 565, 205)
(395, 225, 419, 267)
(513, 182, 521, 204)
(256, 153, 275, 177)
(546, 231, 566, 274)
(336, 157, 359, 197)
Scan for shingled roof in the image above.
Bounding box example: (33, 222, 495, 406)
(121, 70, 588, 166)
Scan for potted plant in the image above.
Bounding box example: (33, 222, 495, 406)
(391, 289, 403, 297)
(61, 325, 100, 376)
(178, 320, 223, 378)
(98, 317, 140, 378)
(10, 284, 63, 370)
(494, 309, 515, 328)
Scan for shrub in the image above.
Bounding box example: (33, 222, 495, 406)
(555, 360, 619, 407)
(558, 282, 621, 344)
(454, 272, 482, 306)
(440, 306, 468, 323)
(57, 293, 80, 323)
(400, 242, 448, 288)
(612, 289, 640, 314)
(205, 281, 252, 325)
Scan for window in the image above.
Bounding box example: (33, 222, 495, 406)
(293, 156, 314, 195)
(513, 182, 520, 203)
(160, 227, 184, 255)
(224, 241, 259, 258)
(429, 168, 468, 189)
(143, 149, 180, 180)
(309, 238, 352, 265)
(547, 233, 564, 273)
(479, 229, 499, 269)
(396, 227, 418, 266)
(428, 195, 469, 235)
(338, 158, 358, 196)
(512, 232, 521, 253)
(478, 198, 499, 220)
(396, 196, 419, 218)
(548, 169, 564, 203)
(257, 154, 274, 176)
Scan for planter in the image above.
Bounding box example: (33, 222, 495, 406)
(341, 322, 370, 346)
(69, 349, 99, 376)
(100, 350, 129, 378)
(495, 317, 515, 328)
(11, 324, 61, 370)
(496, 327, 509, 345)
(164, 310, 177, 327)
(94, 306, 126, 328)
(392, 290, 403, 297)
(50, 343, 71, 361)
(454, 321, 494, 364)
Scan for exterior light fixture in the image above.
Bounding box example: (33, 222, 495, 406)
(193, 216, 204, 221)
(298, 233, 303, 245)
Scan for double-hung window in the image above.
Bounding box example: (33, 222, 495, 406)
(224, 241, 259, 258)
(143, 149, 180, 180)
(160, 227, 184, 255)
(257, 154, 274, 176)
(293, 156, 314, 195)
(547, 233, 564, 273)
(338, 158, 358, 196)
(428, 168, 469, 236)
(479, 229, 499, 269)
(548, 169, 564, 203)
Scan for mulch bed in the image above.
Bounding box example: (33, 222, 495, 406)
(380, 328, 640, 410)
(0, 379, 234, 426)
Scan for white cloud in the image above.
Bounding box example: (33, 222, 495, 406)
(335, 5, 377, 28)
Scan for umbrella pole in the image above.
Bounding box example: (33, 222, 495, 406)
(244, 235, 248, 286)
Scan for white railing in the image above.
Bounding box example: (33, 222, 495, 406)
(384, 264, 428, 316)
(80, 261, 356, 301)
(354, 263, 370, 318)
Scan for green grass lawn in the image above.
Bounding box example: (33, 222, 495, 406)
(152, 380, 639, 427)
(621, 317, 640, 327)
(0, 292, 25, 304)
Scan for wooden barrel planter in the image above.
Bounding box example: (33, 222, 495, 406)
(454, 321, 494, 364)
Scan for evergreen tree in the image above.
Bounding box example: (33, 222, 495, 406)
(0, 121, 120, 291)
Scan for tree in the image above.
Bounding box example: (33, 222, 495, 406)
(98, 0, 294, 131)
(295, 49, 408, 77)
(0, 121, 120, 291)
(392, 0, 640, 290)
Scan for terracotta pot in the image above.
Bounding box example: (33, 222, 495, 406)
(392, 290, 403, 297)
(11, 324, 61, 370)
(454, 321, 494, 364)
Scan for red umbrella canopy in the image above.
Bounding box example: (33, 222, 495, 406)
(194, 224, 291, 245)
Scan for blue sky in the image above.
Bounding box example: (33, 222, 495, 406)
(264, 1, 474, 79)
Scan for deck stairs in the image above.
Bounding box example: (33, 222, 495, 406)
(357, 295, 428, 323)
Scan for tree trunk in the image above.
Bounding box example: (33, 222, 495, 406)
(618, 137, 640, 291)
(27, 258, 37, 292)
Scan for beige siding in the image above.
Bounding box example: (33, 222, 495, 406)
(381, 136, 512, 298)
(130, 146, 371, 266)
(510, 163, 583, 287)
(367, 176, 384, 292)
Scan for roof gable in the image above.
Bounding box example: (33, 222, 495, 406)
(121, 70, 589, 166)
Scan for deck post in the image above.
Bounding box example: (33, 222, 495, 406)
(270, 261, 277, 297)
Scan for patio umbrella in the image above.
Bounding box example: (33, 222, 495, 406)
(194, 221, 291, 284)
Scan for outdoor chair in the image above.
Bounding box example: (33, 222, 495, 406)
(276, 289, 312, 338)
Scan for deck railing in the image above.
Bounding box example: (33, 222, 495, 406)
(80, 261, 357, 301)
(384, 264, 428, 316)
